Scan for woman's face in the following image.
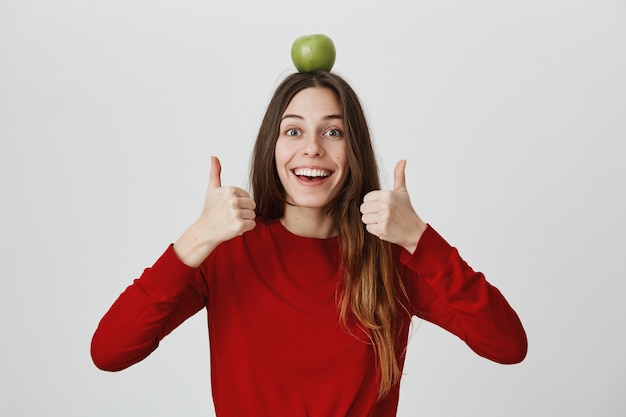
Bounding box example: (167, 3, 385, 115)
(275, 87, 349, 210)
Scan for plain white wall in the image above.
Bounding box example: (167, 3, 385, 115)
(1, 0, 625, 415)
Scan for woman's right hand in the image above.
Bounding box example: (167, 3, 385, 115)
(173, 156, 256, 267)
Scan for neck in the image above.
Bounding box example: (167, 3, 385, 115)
(280, 204, 337, 239)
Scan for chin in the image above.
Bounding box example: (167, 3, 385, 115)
(287, 194, 337, 209)
(290, 200, 331, 209)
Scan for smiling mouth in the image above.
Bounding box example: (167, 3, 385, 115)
(292, 168, 332, 181)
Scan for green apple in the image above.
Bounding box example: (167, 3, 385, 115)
(291, 34, 336, 73)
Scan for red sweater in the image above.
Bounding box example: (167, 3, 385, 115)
(91, 220, 527, 417)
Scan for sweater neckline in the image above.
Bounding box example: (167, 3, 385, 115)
(268, 219, 340, 248)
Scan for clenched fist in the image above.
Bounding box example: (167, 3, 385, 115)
(174, 156, 256, 267)
(360, 160, 427, 254)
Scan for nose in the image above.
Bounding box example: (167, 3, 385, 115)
(302, 135, 325, 157)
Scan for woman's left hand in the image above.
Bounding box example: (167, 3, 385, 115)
(360, 160, 428, 254)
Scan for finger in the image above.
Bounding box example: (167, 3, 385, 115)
(393, 160, 407, 192)
(225, 186, 248, 197)
(238, 197, 257, 211)
(361, 212, 378, 225)
(242, 219, 257, 233)
(209, 156, 222, 189)
(365, 223, 382, 238)
(240, 208, 257, 220)
(360, 201, 379, 215)
(362, 190, 382, 203)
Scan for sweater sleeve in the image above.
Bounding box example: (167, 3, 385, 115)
(400, 225, 528, 364)
(91, 245, 209, 371)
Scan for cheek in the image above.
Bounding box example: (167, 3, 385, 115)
(334, 145, 349, 168)
(274, 138, 295, 160)
(274, 141, 287, 167)
(273, 141, 294, 184)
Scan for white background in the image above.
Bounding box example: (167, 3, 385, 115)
(1, 0, 625, 416)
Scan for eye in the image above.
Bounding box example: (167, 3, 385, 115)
(285, 128, 301, 137)
(324, 129, 343, 138)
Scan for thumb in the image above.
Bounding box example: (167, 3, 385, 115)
(209, 156, 222, 188)
(393, 160, 407, 191)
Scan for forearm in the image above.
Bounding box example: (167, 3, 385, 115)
(91, 246, 205, 371)
(174, 220, 222, 268)
(431, 257, 527, 364)
(399, 218, 428, 255)
(403, 226, 528, 364)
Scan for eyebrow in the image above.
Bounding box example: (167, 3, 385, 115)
(281, 113, 343, 121)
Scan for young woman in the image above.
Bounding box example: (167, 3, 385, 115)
(91, 70, 527, 416)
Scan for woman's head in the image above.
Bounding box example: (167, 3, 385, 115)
(251, 70, 380, 221)
(274, 86, 349, 212)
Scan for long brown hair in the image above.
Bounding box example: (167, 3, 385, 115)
(250, 71, 406, 398)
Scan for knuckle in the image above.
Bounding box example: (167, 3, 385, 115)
(229, 198, 239, 209)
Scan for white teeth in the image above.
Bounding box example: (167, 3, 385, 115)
(294, 168, 331, 177)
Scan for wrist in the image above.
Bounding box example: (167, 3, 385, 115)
(402, 220, 427, 255)
(173, 222, 221, 268)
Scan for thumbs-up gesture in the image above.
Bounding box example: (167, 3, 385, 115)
(174, 156, 256, 267)
(360, 160, 427, 254)
(201, 155, 257, 239)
